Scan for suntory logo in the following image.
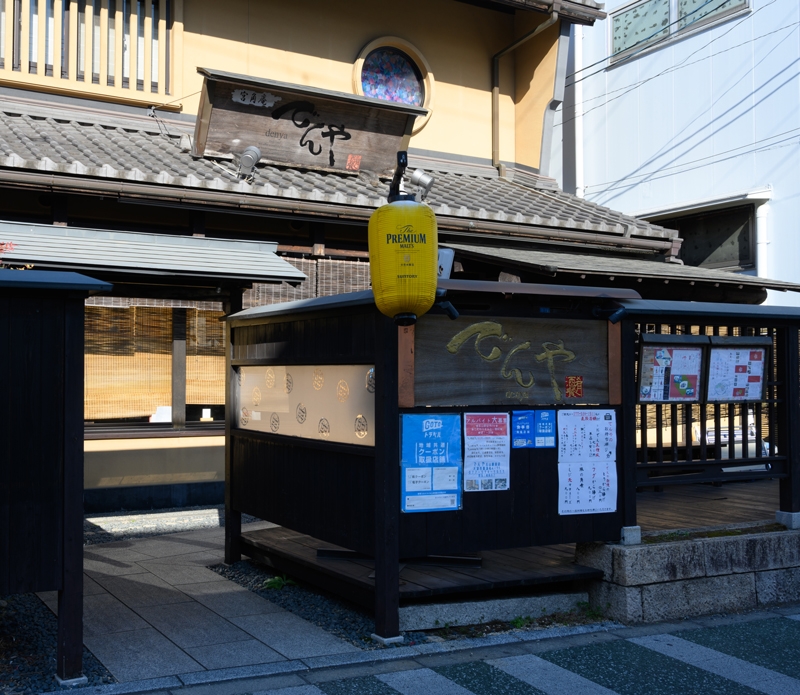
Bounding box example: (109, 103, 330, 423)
(386, 224, 426, 247)
(423, 418, 443, 432)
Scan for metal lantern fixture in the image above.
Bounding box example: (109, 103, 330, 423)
(368, 152, 438, 326)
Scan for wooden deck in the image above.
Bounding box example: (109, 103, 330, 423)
(240, 478, 780, 609)
(637, 478, 779, 531)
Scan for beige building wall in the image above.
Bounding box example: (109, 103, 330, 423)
(513, 15, 563, 171)
(179, 0, 555, 166)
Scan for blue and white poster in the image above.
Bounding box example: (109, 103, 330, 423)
(400, 414, 462, 513)
(512, 410, 556, 449)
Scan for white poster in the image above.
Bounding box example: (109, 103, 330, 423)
(707, 347, 766, 402)
(558, 460, 617, 515)
(463, 413, 510, 492)
(557, 409, 617, 463)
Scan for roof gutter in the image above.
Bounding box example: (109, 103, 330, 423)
(0, 168, 679, 256)
(492, 3, 561, 173)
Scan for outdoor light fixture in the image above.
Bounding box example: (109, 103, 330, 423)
(410, 168, 435, 200)
(368, 151, 439, 326)
(237, 146, 262, 180)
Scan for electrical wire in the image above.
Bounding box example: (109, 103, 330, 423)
(558, 0, 780, 129)
(566, 0, 736, 81)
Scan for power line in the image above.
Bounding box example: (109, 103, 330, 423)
(584, 129, 800, 193)
(566, 0, 732, 81)
(563, 20, 800, 113)
(557, 0, 780, 130)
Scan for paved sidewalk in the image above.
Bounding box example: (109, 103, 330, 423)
(39, 522, 360, 684)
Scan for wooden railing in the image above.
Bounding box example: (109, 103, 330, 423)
(0, 0, 182, 109)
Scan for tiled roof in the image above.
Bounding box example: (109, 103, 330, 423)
(0, 97, 672, 245)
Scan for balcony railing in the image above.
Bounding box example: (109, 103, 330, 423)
(0, 0, 182, 109)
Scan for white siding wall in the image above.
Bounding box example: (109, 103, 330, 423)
(554, 0, 800, 305)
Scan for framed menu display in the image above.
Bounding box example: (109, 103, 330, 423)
(637, 334, 707, 404)
(706, 336, 771, 403)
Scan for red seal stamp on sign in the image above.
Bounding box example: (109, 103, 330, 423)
(565, 376, 584, 398)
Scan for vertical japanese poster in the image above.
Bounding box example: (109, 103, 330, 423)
(464, 413, 510, 491)
(512, 410, 556, 449)
(707, 347, 766, 402)
(400, 414, 462, 513)
(639, 346, 703, 402)
(556, 409, 617, 515)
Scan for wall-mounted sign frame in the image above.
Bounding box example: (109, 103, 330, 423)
(637, 334, 708, 404)
(194, 68, 427, 177)
(706, 336, 771, 403)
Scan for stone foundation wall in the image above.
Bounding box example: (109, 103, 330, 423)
(577, 529, 800, 623)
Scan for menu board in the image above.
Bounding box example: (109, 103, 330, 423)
(707, 347, 767, 402)
(556, 409, 617, 515)
(639, 345, 703, 403)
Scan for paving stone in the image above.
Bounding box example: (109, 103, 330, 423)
(92, 571, 194, 609)
(631, 633, 800, 694)
(377, 667, 473, 695)
(135, 601, 253, 648)
(176, 659, 307, 686)
(83, 592, 149, 637)
(83, 627, 204, 682)
(129, 535, 226, 560)
(185, 638, 286, 669)
(301, 647, 419, 670)
(136, 559, 227, 586)
(641, 573, 757, 622)
(253, 686, 325, 695)
(489, 653, 619, 694)
(83, 546, 153, 577)
(176, 579, 285, 618)
(231, 612, 360, 659)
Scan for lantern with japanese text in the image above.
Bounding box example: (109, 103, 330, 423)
(369, 152, 438, 326)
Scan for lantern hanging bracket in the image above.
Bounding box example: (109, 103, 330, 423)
(388, 151, 416, 203)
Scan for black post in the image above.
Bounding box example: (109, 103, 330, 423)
(620, 319, 638, 529)
(225, 291, 243, 564)
(57, 295, 84, 681)
(778, 326, 800, 513)
(171, 308, 187, 430)
(373, 316, 401, 639)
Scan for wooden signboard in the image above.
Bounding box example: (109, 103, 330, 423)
(193, 68, 427, 176)
(414, 315, 609, 407)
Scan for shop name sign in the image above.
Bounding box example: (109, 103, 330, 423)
(193, 68, 427, 176)
(414, 316, 609, 407)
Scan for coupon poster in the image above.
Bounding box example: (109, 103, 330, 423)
(400, 414, 462, 513)
(512, 410, 556, 448)
(463, 413, 510, 491)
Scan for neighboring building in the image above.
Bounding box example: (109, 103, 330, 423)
(1, 0, 795, 510)
(554, 0, 800, 305)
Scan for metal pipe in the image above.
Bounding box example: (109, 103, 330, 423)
(492, 3, 561, 170)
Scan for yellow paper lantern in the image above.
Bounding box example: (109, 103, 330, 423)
(369, 198, 438, 325)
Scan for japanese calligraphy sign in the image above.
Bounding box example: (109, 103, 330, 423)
(400, 414, 462, 513)
(194, 69, 427, 176)
(414, 315, 608, 406)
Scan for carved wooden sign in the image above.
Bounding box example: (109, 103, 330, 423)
(414, 315, 609, 407)
(193, 68, 427, 176)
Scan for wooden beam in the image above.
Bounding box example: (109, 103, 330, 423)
(779, 326, 800, 513)
(57, 296, 84, 681)
(397, 325, 415, 408)
(374, 314, 401, 638)
(224, 291, 243, 564)
(607, 320, 622, 405)
(171, 307, 186, 430)
(620, 319, 638, 529)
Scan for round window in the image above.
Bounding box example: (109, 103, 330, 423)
(354, 37, 434, 134)
(360, 47, 425, 107)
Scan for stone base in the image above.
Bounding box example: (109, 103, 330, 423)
(370, 633, 404, 645)
(398, 593, 587, 632)
(776, 510, 800, 530)
(55, 674, 88, 687)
